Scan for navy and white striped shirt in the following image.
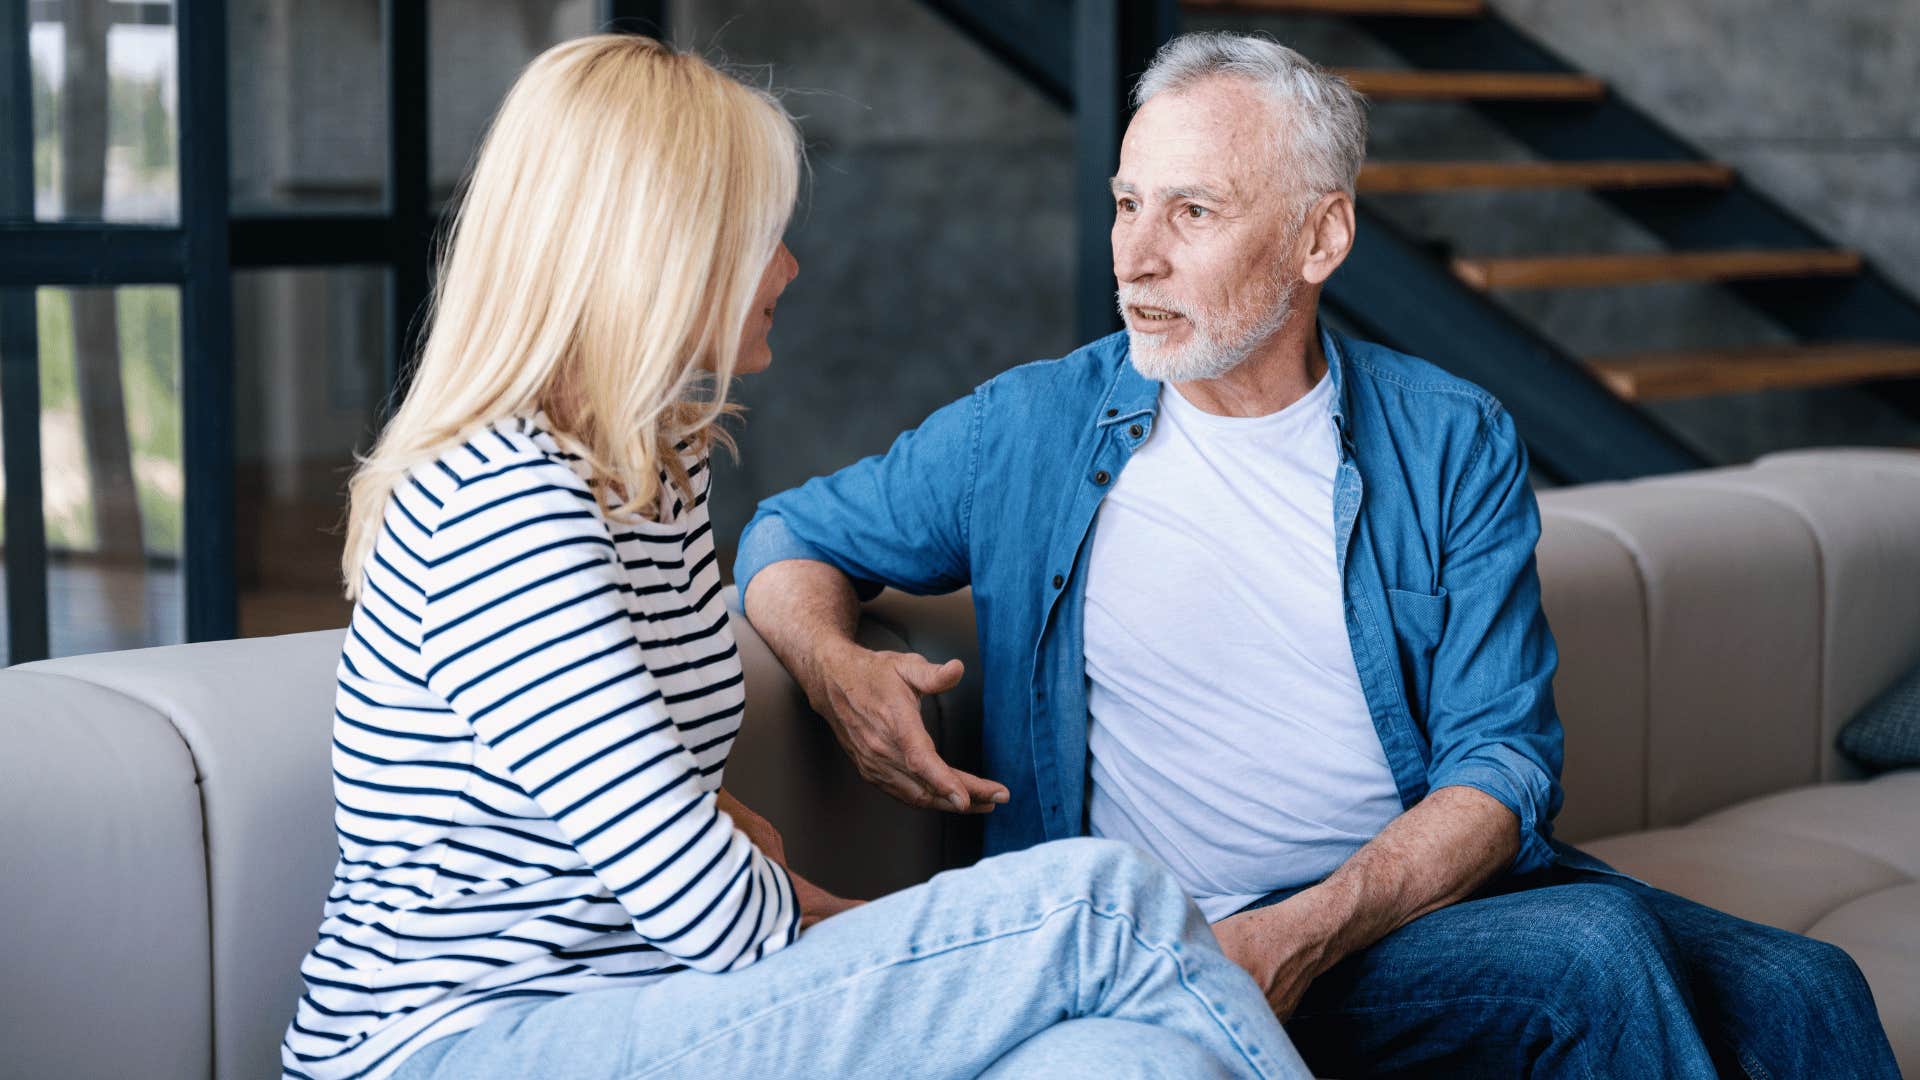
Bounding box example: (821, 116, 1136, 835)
(282, 412, 798, 1080)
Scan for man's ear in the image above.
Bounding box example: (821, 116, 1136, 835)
(1298, 191, 1357, 286)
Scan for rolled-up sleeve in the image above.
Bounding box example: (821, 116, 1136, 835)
(1425, 404, 1564, 875)
(734, 385, 984, 601)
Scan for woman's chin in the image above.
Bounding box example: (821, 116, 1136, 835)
(735, 347, 774, 376)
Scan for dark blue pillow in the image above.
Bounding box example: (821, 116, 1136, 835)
(1837, 658, 1920, 773)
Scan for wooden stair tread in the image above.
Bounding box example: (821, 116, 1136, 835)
(1588, 343, 1920, 400)
(1359, 160, 1733, 193)
(1453, 248, 1861, 290)
(1334, 69, 1606, 101)
(1183, 0, 1485, 15)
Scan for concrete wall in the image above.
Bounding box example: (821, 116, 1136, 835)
(669, 0, 1079, 547)
(1500, 0, 1920, 298)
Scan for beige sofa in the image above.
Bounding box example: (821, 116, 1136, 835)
(3, 447, 1916, 1078)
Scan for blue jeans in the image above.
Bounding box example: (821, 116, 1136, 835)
(390, 838, 1308, 1080)
(1240, 863, 1900, 1078)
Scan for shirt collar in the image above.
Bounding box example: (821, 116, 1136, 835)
(1095, 322, 1353, 437)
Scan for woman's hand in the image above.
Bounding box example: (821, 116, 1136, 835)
(716, 788, 864, 929)
(716, 787, 788, 866)
(794, 876, 866, 930)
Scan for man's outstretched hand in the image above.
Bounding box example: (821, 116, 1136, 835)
(812, 639, 1008, 814)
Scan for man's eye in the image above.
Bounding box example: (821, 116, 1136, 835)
(1185, 204, 1210, 219)
(1117, 198, 1138, 213)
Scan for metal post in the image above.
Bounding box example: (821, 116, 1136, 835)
(1, 0, 50, 661)
(599, 0, 669, 37)
(179, 0, 238, 642)
(386, 0, 430, 402)
(1072, 0, 1174, 345)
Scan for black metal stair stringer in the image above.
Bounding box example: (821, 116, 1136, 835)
(1327, 204, 1704, 483)
(1355, 12, 1920, 356)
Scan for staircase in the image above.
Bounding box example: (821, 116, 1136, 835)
(1187, 0, 1920, 461)
(923, 0, 1920, 483)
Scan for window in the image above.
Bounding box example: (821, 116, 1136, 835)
(1, 1, 666, 661)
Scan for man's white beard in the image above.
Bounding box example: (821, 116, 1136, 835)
(1119, 268, 1300, 384)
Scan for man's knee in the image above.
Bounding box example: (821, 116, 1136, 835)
(1525, 886, 1681, 992)
(1762, 933, 1874, 1011)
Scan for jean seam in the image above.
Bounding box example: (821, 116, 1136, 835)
(1736, 1046, 1774, 1080)
(1292, 993, 1594, 1080)
(618, 897, 1276, 1080)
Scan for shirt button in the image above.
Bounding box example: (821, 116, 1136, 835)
(1035, 690, 1046, 700)
(1128, 424, 1143, 439)
(1105, 408, 1118, 418)
(1051, 574, 1064, 589)
(1092, 470, 1110, 485)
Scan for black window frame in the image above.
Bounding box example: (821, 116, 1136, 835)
(0, 0, 665, 664)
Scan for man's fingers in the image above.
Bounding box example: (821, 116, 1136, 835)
(866, 760, 950, 810)
(901, 745, 1009, 815)
(899, 735, 973, 812)
(867, 757, 1005, 814)
(897, 655, 965, 696)
(951, 767, 1009, 809)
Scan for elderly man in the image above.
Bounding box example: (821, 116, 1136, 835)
(735, 32, 1898, 1078)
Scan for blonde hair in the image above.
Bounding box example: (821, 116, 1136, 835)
(341, 34, 801, 599)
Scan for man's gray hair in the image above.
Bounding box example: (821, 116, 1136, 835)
(1134, 31, 1369, 203)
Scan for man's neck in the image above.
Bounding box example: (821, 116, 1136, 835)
(1171, 307, 1327, 419)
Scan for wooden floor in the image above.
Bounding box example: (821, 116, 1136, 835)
(0, 560, 351, 660)
(1, 561, 184, 659)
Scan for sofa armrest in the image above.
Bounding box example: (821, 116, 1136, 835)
(724, 587, 984, 899)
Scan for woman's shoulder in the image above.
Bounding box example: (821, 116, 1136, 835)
(402, 414, 598, 527)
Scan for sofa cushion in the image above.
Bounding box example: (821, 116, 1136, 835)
(0, 670, 213, 1080)
(1581, 822, 1909, 935)
(1804, 882, 1920, 1072)
(1582, 772, 1919, 1073)
(1691, 770, 1920, 878)
(1838, 661, 1920, 773)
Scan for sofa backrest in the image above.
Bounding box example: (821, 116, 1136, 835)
(1541, 449, 1920, 840)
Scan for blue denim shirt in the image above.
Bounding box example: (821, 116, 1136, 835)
(738, 326, 1593, 878)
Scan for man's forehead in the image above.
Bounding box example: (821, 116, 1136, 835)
(1117, 85, 1278, 200)
(1109, 177, 1233, 204)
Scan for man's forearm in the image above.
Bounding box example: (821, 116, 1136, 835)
(741, 558, 863, 710)
(1303, 785, 1518, 959)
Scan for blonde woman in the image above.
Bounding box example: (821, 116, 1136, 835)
(282, 35, 1307, 1080)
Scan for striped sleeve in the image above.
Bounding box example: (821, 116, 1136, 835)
(418, 455, 798, 972)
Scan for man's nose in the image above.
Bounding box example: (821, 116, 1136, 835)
(1112, 218, 1169, 284)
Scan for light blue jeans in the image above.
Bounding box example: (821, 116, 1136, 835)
(390, 838, 1308, 1079)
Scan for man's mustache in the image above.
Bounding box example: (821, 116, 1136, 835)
(1115, 287, 1191, 322)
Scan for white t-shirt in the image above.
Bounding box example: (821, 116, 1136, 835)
(1084, 374, 1404, 921)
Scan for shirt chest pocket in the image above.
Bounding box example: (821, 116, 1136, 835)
(1383, 585, 1448, 724)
